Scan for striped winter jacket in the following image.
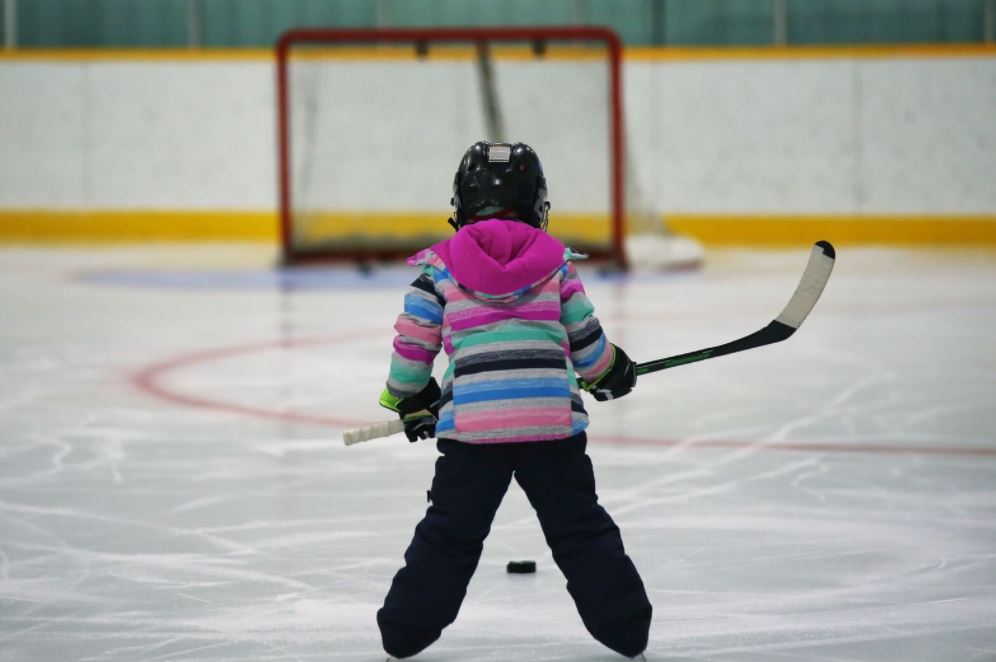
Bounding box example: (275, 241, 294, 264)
(384, 219, 615, 444)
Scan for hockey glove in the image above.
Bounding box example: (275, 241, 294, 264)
(585, 344, 637, 401)
(379, 378, 441, 442)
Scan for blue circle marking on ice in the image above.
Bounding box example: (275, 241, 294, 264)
(74, 262, 695, 291)
(74, 266, 417, 291)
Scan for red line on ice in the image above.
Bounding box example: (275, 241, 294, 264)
(596, 435, 996, 457)
(130, 332, 379, 428)
(130, 334, 996, 458)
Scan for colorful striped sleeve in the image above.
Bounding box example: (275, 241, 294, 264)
(386, 266, 444, 399)
(560, 263, 613, 384)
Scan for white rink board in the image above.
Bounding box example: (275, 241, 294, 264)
(0, 55, 994, 215)
(0, 60, 275, 209)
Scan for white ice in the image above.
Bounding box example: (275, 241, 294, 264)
(1, 244, 995, 661)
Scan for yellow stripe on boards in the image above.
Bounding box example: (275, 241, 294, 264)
(0, 209, 612, 245)
(0, 48, 273, 62)
(665, 215, 996, 247)
(0, 210, 278, 243)
(626, 43, 996, 61)
(1, 43, 992, 63)
(294, 211, 611, 244)
(286, 45, 610, 62)
(2, 210, 995, 247)
(0, 45, 608, 63)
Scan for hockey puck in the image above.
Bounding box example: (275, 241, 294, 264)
(506, 560, 536, 574)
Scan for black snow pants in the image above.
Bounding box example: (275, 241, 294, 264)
(377, 432, 652, 659)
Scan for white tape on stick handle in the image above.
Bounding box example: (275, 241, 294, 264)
(343, 419, 405, 446)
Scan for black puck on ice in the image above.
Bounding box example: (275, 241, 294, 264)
(506, 560, 536, 574)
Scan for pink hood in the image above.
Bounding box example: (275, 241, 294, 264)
(424, 219, 566, 297)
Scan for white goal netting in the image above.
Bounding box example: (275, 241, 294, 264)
(279, 32, 702, 269)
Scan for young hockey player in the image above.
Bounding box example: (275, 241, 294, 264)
(376, 141, 652, 660)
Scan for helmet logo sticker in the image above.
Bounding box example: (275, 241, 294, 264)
(488, 144, 512, 163)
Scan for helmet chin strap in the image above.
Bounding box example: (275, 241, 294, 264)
(538, 202, 550, 232)
(448, 194, 463, 232)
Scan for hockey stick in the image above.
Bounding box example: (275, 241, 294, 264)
(343, 419, 405, 446)
(343, 241, 835, 446)
(635, 240, 835, 375)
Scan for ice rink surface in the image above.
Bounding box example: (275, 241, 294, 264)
(1, 244, 995, 662)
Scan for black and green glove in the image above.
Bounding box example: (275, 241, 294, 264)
(583, 345, 637, 401)
(379, 378, 441, 442)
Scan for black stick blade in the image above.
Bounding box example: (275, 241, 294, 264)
(815, 240, 835, 259)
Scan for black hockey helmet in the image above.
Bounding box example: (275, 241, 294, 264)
(450, 141, 550, 231)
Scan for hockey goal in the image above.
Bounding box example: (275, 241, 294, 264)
(276, 26, 701, 269)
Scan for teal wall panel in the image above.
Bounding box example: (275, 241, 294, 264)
(664, 0, 775, 46)
(789, 0, 985, 44)
(386, 0, 574, 28)
(18, 0, 189, 47)
(587, 0, 657, 45)
(6, 0, 991, 48)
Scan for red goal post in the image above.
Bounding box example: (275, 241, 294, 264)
(275, 26, 627, 267)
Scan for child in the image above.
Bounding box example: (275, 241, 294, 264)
(376, 141, 652, 659)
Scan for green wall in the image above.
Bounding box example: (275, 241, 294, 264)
(788, 0, 985, 44)
(6, 0, 991, 48)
